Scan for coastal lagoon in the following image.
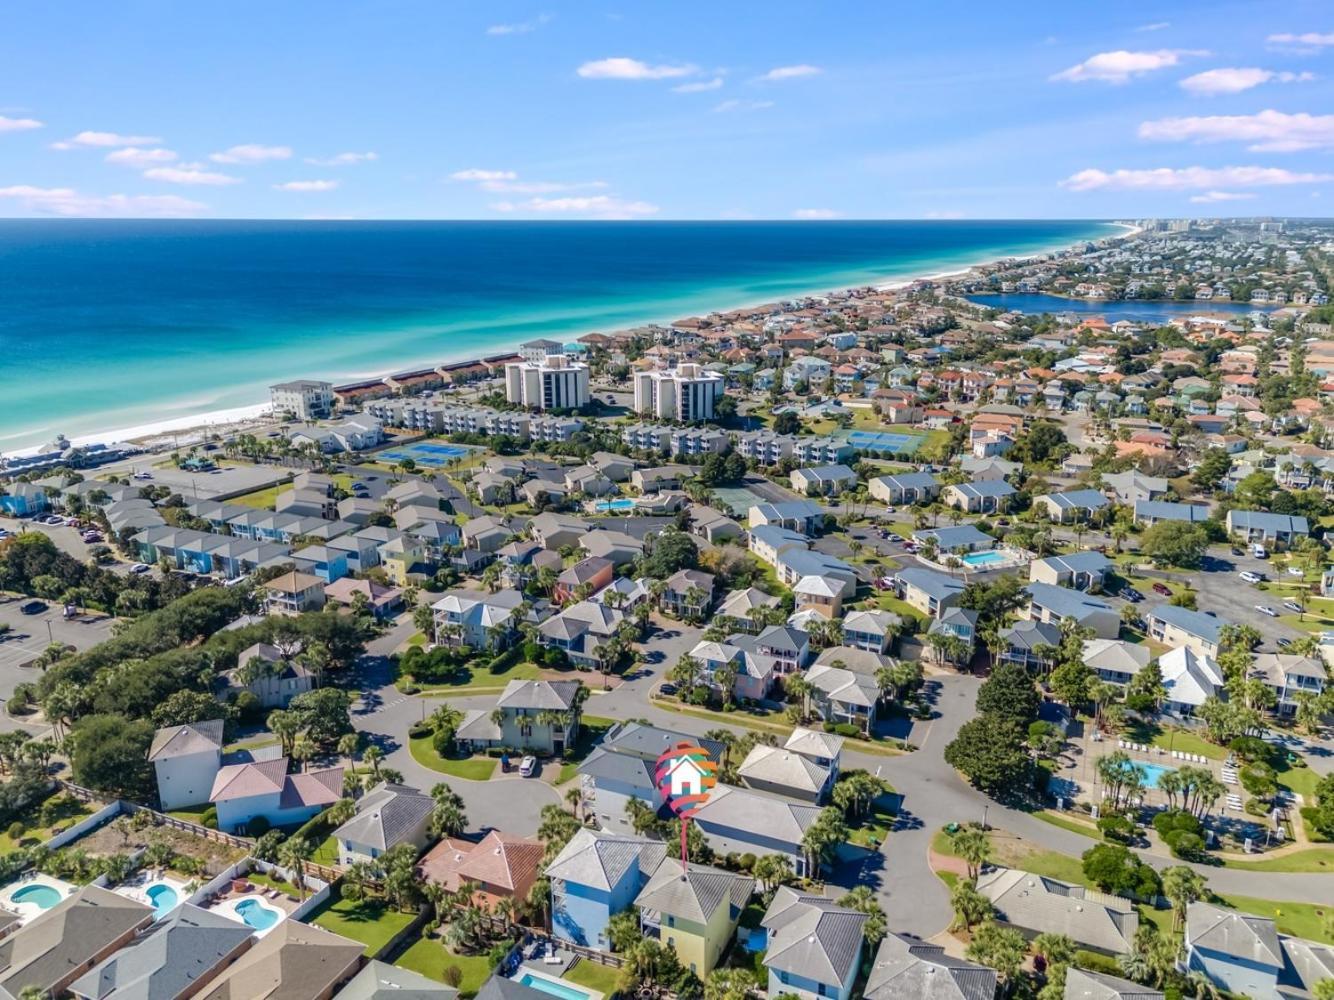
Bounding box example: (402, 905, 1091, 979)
(967, 292, 1277, 323)
(0, 219, 1111, 452)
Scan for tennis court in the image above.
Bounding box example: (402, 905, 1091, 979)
(711, 486, 768, 518)
(844, 430, 926, 455)
(376, 441, 478, 468)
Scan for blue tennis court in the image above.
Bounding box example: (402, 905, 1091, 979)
(376, 441, 477, 467)
(844, 430, 925, 454)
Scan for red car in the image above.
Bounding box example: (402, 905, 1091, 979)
(1151, 582, 1172, 597)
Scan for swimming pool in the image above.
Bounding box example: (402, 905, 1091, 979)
(234, 897, 281, 931)
(515, 973, 595, 1000)
(10, 884, 61, 910)
(1136, 762, 1175, 789)
(595, 498, 635, 512)
(146, 883, 180, 916)
(960, 549, 1009, 568)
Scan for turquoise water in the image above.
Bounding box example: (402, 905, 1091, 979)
(960, 550, 1008, 567)
(968, 292, 1277, 322)
(146, 883, 180, 915)
(596, 499, 636, 512)
(234, 897, 280, 930)
(0, 220, 1112, 451)
(1137, 762, 1175, 789)
(516, 974, 594, 1000)
(11, 884, 61, 909)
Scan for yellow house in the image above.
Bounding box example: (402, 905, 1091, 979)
(634, 858, 754, 977)
(377, 535, 427, 586)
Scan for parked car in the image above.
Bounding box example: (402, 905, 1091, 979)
(1231, 546, 1245, 557)
(1152, 582, 1172, 596)
(129, 563, 151, 575)
(1252, 545, 1269, 559)
(518, 756, 537, 778)
(1287, 566, 1305, 577)
(659, 682, 678, 696)
(19, 600, 46, 615)
(1277, 637, 1292, 649)
(1239, 571, 1264, 584)
(1121, 587, 1144, 602)
(1283, 601, 1303, 614)
(1255, 605, 1278, 618)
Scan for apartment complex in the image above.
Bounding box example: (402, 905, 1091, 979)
(269, 380, 334, 421)
(505, 355, 591, 411)
(633, 364, 725, 421)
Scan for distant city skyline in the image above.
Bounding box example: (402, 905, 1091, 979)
(1, 1, 1332, 219)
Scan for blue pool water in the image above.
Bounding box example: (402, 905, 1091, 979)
(1137, 762, 1175, 789)
(960, 550, 1008, 568)
(234, 897, 281, 930)
(516, 974, 595, 1000)
(11, 884, 61, 909)
(596, 498, 636, 512)
(146, 883, 180, 915)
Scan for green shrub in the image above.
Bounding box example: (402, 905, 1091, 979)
(1074, 951, 1123, 977)
(247, 815, 270, 836)
(407, 722, 432, 739)
(1170, 832, 1205, 860)
(201, 807, 218, 829)
(1244, 797, 1271, 818)
(6, 821, 25, 840)
(1228, 736, 1270, 763)
(1097, 814, 1135, 843)
(834, 723, 861, 738)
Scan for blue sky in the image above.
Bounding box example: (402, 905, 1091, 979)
(1, 0, 1332, 220)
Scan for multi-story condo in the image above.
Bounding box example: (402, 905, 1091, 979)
(270, 380, 334, 421)
(622, 423, 674, 453)
(634, 364, 725, 421)
(506, 355, 591, 411)
(519, 338, 566, 364)
(732, 431, 798, 464)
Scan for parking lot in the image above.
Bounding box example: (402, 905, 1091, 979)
(142, 461, 288, 501)
(0, 596, 116, 732)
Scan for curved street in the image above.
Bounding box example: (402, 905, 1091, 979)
(352, 617, 1334, 935)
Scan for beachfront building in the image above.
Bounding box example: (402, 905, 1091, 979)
(505, 355, 590, 411)
(270, 380, 334, 421)
(633, 364, 726, 422)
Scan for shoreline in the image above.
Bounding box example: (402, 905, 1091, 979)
(2, 222, 1125, 461)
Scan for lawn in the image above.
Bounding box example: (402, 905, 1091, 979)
(232, 473, 354, 511)
(564, 960, 622, 996)
(1121, 720, 1225, 760)
(847, 804, 897, 849)
(409, 735, 499, 781)
(311, 893, 418, 956)
(407, 659, 546, 696)
(395, 935, 497, 997)
(654, 697, 907, 756)
(311, 834, 341, 866)
(1274, 758, 1320, 801)
(1221, 847, 1334, 873)
(0, 796, 93, 852)
(244, 871, 300, 897)
(1031, 810, 1099, 840)
(166, 803, 214, 825)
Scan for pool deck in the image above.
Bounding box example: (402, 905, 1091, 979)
(202, 882, 297, 938)
(0, 872, 78, 925)
(513, 966, 603, 1000)
(113, 871, 192, 919)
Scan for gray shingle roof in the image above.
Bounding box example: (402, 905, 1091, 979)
(633, 858, 753, 925)
(544, 829, 666, 891)
(761, 886, 867, 987)
(331, 782, 434, 852)
(978, 868, 1137, 954)
(148, 719, 224, 761)
(1063, 967, 1164, 1000)
(496, 679, 582, 711)
(68, 903, 253, 1000)
(336, 959, 460, 1000)
(864, 933, 998, 1000)
(1186, 901, 1283, 968)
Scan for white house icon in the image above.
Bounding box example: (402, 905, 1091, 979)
(664, 756, 709, 799)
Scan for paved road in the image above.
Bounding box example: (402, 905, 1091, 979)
(348, 614, 1334, 934)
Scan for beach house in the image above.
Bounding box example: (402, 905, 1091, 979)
(634, 858, 754, 977)
(331, 781, 435, 865)
(148, 719, 224, 811)
(546, 829, 666, 950)
(208, 758, 343, 833)
(760, 887, 867, 1000)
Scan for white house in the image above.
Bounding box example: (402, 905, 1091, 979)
(148, 720, 224, 810)
(331, 782, 435, 864)
(209, 758, 343, 834)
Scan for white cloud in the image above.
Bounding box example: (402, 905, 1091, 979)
(1136, 22, 1171, 32)
(450, 168, 518, 182)
(792, 208, 841, 219)
(1179, 67, 1315, 95)
(713, 99, 775, 113)
(490, 194, 659, 219)
(62, 130, 163, 148)
(1051, 49, 1207, 83)
(105, 147, 178, 168)
(1267, 31, 1334, 50)
(576, 57, 698, 80)
(672, 77, 724, 93)
(487, 13, 551, 35)
(0, 115, 42, 132)
(304, 151, 378, 166)
(273, 179, 338, 192)
(0, 185, 206, 217)
(480, 179, 607, 194)
(210, 144, 292, 164)
(757, 64, 822, 82)
(143, 166, 240, 186)
(1189, 190, 1258, 203)
(1060, 164, 1333, 191)
(1138, 110, 1334, 151)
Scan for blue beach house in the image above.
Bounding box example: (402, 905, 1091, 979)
(0, 484, 48, 517)
(545, 829, 665, 951)
(291, 545, 350, 584)
(761, 887, 867, 1000)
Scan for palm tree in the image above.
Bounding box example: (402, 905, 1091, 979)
(786, 675, 814, 720)
(337, 732, 361, 773)
(362, 744, 384, 778)
(328, 797, 357, 826)
(1161, 866, 1207, 932)
(950, 827, 991, 882)
(278, 837, 312, 900)
(291, 736, 318, 772)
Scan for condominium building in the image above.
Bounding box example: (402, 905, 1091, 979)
(519, 338, 566, 364)
(505, 355, 590, 411)
(633, 364, 725, 421)
(270, 380, 334, 421)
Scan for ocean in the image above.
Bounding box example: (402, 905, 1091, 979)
(0, 219, 1112, 452)
(967, 292, 1274, 323)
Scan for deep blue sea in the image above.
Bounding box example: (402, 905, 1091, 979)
(0, 219, 1111, 451)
